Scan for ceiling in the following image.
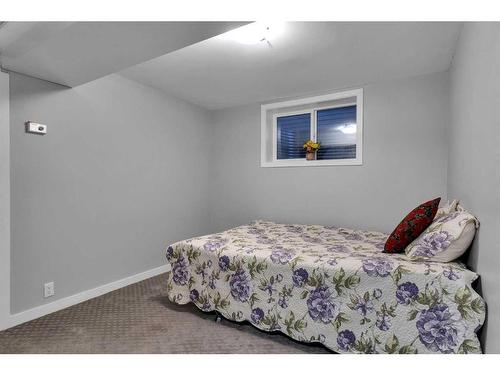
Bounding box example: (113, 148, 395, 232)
(0, 22, 246, 86)
(0, 22, 462, 110)
(120, 22, 462, 110)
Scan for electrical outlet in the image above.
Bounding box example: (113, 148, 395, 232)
(44, 282, 55, 298)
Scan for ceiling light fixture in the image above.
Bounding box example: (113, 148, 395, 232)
(217, 22, 285, 46)
(339, 123, 357, 134)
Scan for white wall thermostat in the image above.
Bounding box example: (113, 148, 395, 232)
(25, 121, 47, 135)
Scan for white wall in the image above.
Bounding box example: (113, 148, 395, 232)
(0, 72, 10, 328)
(209, 72, 449, 234)
(448, 23, 500, 353)
(9, 72, 213, 313)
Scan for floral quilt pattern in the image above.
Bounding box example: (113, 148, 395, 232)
(165, 221, 485, 354)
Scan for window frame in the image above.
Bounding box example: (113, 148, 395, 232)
(261, 88, 363, 167)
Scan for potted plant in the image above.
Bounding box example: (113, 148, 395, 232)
(303, 140, 320, 160)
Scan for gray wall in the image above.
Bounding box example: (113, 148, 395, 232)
(0, 71, 10, 327)
(448, 23, 500, 353)
(209, 72, 449, 234)
(10, 72, 212, 313)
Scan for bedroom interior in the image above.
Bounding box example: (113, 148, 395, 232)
(0, 1, 500, 369)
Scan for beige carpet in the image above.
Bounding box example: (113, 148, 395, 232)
(0, 273, 331, 354)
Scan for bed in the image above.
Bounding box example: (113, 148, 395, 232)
(165, 220, 485, 354)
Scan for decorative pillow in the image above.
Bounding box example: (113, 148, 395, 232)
(405, 206, 479, 262)
(383, 198, 441, 254)
(435, 199, 459, 218)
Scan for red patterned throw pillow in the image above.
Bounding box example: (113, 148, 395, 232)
(384, 198, 441, 254)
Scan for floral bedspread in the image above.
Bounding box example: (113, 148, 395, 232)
(165, 221, 485, 354)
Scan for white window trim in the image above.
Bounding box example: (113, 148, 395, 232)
(261, 88, 363, 168)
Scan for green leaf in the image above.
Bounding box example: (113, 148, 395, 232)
(333, 312, 350, 331)
(354, 335, 375, 354)
(458, 304, 472, 319)
(407, 309, 419, 321)
(455, 287, 472, 305)
(458, 339, 478, 354)
(249, 292, 259, 308)
(392, 265, 409, 284)
(188, 276, 195, 289)
(471, 297, 485, 314)
(416, 288, 440, 307)
(262, 315, 272, 326)
(333, 268, 345, 284)
(294, 319, 307, 332)
(384, 334, 399, 354)
(344, 275, 361, 289)
(300, 290, 309, 299)
(399, 345, 417, 354)
(220, 298, 229, 309)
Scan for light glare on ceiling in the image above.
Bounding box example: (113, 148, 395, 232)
(218, 22, 285, 45)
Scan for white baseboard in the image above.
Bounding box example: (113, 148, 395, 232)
(0, 263, 171, 331)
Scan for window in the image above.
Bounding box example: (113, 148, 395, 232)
(276, 113, 310, 159)
(316, 105, 357, 160)
(261, 89, 363, 167)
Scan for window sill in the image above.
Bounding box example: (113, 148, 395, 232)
(261, 158, 363, 168)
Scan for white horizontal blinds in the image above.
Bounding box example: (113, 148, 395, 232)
(276, 113, 310, 159)
(316, 105, 357, 160)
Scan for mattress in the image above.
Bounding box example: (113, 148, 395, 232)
(165, 220, 485, 354)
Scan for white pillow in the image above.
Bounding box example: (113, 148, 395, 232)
(405, 206, 479, 262)
(435, 199, 460, 218)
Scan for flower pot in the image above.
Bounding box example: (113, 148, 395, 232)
(306, 152, 315, 161)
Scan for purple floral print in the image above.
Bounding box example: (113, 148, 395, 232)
(326, 244, 350, 253)
(307, 286, 338, 324)
(443, 267, 460, 281)
(203, 238, 228, 252)
(251, 307, 264, 324)
(354, 299, 374, 316)
(285, 225, 303, 233)
(270, 248, 295, 264)
(166, 221, 484, 354)
(189, 289, 199, 302)
(417, 304, 460, 353)
(324, 225, 339, 231)
(278, 296, 288, 308)
(208, 275, 217, 289)
(396, 282, 419, 305)
(256, 235, 273, 245)
(413, 231, 453, 258)
(302, 235, 322, 244)
(337, 330, 356, 351)
(345, 232, 364, 241)
(327, 258, 338, 266)
(166, 246, 174, 260)
(362, 258, 394, 277)
(376, 312, 391, 331)
(247, 227, 264, 235)
(229, 269, 251, 302)
(241, 246, 256, 254)
(218, 255, 230, 271)
(172, 257, 189, 285)
(373, 289, 383, 299)
(201, 301, 211, 311)
(292, 268, 309, 287)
